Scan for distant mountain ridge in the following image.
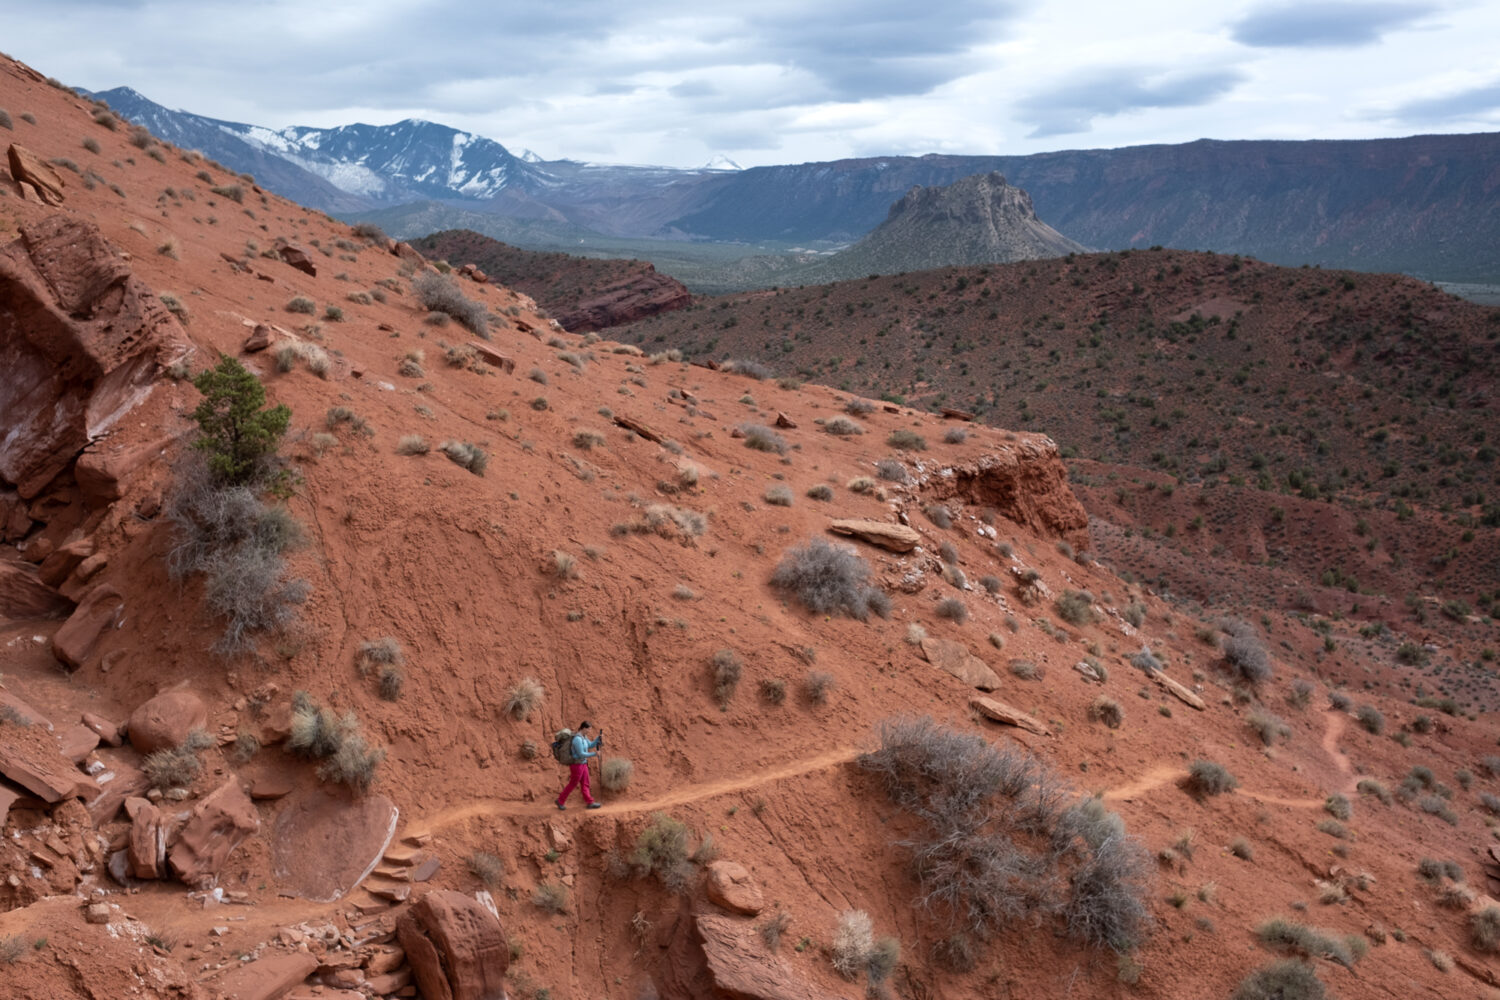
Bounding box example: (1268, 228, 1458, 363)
(89, 84, 1500, 282)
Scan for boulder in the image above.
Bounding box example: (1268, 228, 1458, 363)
(167, 778, 260, 887)
(970, 696, 1052, 736)
(73, 434, 174, 508)
(211, 952, 318, 1000)
(921, 637, 1002, 690)
(704, 860, 764, 916)
(127, 689, 208, 753)
(272, 787, 398, 901)
(0, 489, 34, 541)
(828, 518, 920, 553)
(275, 242, 317, 276)
(124, 796, 165, 880)
(243, 324, 273, 353)
(0, 560, 72, 620)
(80, 712, 123, 746)
(88, 757, 149, 825)
(37, 537, 94, 587)
(774, 412, 797, 429)
(52, 578, 123, 671)
(661, 912, 845, 1000)
(396, 890, 510, 1000)
(468, 342, 514, 373)
(7, 144, 65, 204)
(0, 215, 188, 499)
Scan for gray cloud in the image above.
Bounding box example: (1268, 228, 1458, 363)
(1231, 1, 1435, 48)
(1017, 68, 1245, 138)
(1386, 79, 1500, 123)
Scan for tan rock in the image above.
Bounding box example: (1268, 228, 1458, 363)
(243, 324, 273, 353)
(1149, 670, 1206, 710)
(396, 890, 510, 1000)
(167, 778, 260, 887)
(363, 946, 406, 976)
(704, 860, 764, 915)
(84, 902, 110, 924)
(81, 710, 125, 746)
(127, 689, 209, 754)
(828, 518, 921, 553)
(970, 696, 1052, 736)
(921, 637, 1002, 690)
(774, 412, 796, 429)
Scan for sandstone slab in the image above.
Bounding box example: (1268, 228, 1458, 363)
(7, 144, 65, 204)
(125, 796, 165, 880)
(0, 560, 71, 620)
(664, 912, 845, 1000)
(275, 242, 317, 276)
(1149, 669, 1206, 710)
(468, 342, 514, 373)
(396, 890, 510, 1000)
(921, 637, 1002, 690)
(127, 689, 208, 754)
(272, 787, 398, 901)
(828, 518, 920, 553)
(0, 718, 100, 803)
(167, 778, 259, 887)
(51, 583, 122, 670)
(212, 952, 318, 1000)
(970, 696, 1052, 737)
(704, 860, 764, 915)
(88, 757, 149, 825)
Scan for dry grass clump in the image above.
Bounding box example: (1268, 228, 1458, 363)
(764, 484, 793, 506)
(1471, 906, 1500, 952)
(1255, 918, 1363, 968)
(533, 881, 569, 914)
(875, 458, 908, 482)
(143, 743, 204, 790)
(723, 359, 773, 379)
(1356, 778, 1391, 804)
(935, 597, 967, 623)
(630, 812, 697, 892)
(823, 416, 864, 436)
(356, 637, 403, 676)
(711, 649, 743, 708)
(573, 429, 606, 450)
(1230, 960, 1327, 1000)
(943, 426, 969, 444)
(602, 757, 633, 792)
(396, 434, 429, 455)
(378, 665, 404, 701)
(831, 910, 874, 980)
(1056, 590, 1097, 626)
(888, 429, 926, 451)
(806, 483, 834, 501)
(759, 910, 793, 952)
(505, 677, 544, 721)
(468, 851, 504, 887)
(1248, 709, 1291, 746)
(759, 677, 787, 705)
(844, 397, 876, 416)
(552, 550, 578, 579)
(439, 440, 488, 475)
(1355, 704, 1384, 734)
(287, 692, 384, 793)
(1324, 794, 1351, 820)
(627, 503, 707, 544)
(286, 295, 316, 314)
(771, 538, 889, 621)
(847, 476, 878, 493)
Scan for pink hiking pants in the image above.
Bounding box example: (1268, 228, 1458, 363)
(557, 762, 593, 806)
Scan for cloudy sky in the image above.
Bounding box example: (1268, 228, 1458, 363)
(9, 0, 1499, 168)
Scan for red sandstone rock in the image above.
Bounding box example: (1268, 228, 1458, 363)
(828, 518, 920, 553)
(38, 537, 94, 587)
(774, 412, 797, 429)
(970, 696, 1052, 736)
(0, 216, 188, 499)
(920, 444, 1090, 551)
(127, 689, 209, 753)
(396, 890, 510, 1000)
(275, 242, 317, 276)
(211, 952, 317, 1000)
(468, 342, 515, 373)
(243, 324, 273, 352)
(124, 796, 164, 879)
(74, 434, 174, 507)
(88, 757, 148, 825)
(0, 560, 72, 620)
(167, 778, 260, 886)
(704, 860, 764, 915)
(272, 788, 398, 901)
(51, 584, 123, 670)
(7, 144, 65, 204)
(661, 911, 845, 1000)
(0, 717, 100, 803)
(81, 712, 123, 746)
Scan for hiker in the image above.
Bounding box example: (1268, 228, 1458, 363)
(556, 720, 603, 810)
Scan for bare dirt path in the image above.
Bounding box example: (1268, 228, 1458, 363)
(408, 746, 864, 833)
(1104, 709, 1356, 807)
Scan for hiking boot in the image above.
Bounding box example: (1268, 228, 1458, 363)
(586, 802, 602, 809)
(556, 802, 566, 811)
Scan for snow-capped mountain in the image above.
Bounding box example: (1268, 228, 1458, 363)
(88, 87, 552, 210)
(700, 154, 743, 171)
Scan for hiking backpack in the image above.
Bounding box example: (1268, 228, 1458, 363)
(550, 729, 577, 765)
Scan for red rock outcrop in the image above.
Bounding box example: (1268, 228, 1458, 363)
(51, 583, 122, 670)
(0, 215, 189, 500)
(7, 143, 65, 204)
(167, 778, 260, 887)
(919, 439, 1090, 550)
(704, 861, 764, 916)
(555, 265, 691, 332)
(660, 911, 845, 1000)
(211, 952, 317, 1000)
(0, 559, 72, 620)
(395, 890, 510, 1000)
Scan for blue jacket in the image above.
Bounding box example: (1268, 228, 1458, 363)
(570, 733, 600, 762)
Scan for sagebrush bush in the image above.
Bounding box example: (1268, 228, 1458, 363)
(533, 881, 569, 914)
(1089, 696, 1123, 729)
(1324, 794, 1351, 820)
(287, 693, 383, 792)
(711, 649, 743, 708)
(602, 757, 633, 792)
(378, 665, 404, 701)
(1186, 759, 1237, 797)
(1356, 778, 1391, 804)
(888, 429, 926, 451)
(771, 538, 888, 621)
(823, 416, 864, 436)
(413, 272, 488, 336)
(1056, 590, 1096, 626)
(1231, 960, 1326, 1000)
(935, 597, 968, 623)
(943, 426, 968, 444)
(1255, 918, 1360, 967)
(505, 677, 544, 721)
(1222, 625, 1272, 683)
(286, 295, 315, 314)
(1248, 709, 1290, 746)
(396, 434, 429, 455)
(759, 677, 787, 705)
(1355, 704, 1384, 734)
(143, 745, 202, 790)
(631, 812, 696, 892)
(764, 484, 793, 506)
(740, 423, 788, 454)
(859, 717, 1150, 951)
(356, 637, 403, 675)
(806, 483, 834, 501)
(804, 670, 836, 704)
(439, 440, 488, 475)
(724, 359, 772, 380)
(924, 504, 953, 529)
(1472, 906, 1500, 952)
(468, 851, 504, 887)
(875, 458, 908, 482)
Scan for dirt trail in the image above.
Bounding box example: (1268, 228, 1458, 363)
(1105, 709, 1357, 807)
(410, 746, 864, 833)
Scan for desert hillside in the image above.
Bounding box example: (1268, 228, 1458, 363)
(1, 54, 1499, 1000)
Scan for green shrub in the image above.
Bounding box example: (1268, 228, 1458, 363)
(190, 354, 290, 486)
(888, 429, 926, 451)
(631, 812, 695, 891)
